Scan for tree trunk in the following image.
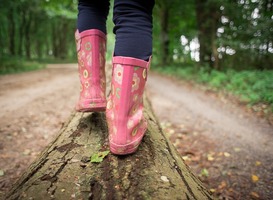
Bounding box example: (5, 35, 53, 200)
(52, 22, 59, 58)
(6, 97, 213, 200)
(211, 11, 220, 70)
(195, 0, 220, 68)
(8, 8, 16, 56)
(18, 9, 26, 57)
(25, 11, 32, 59)
(160, 6, 170, 65)
(59, 20, 68, 59)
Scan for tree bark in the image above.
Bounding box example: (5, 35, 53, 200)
(8, 8, 16, 56)
(6, 97, 213, 200)
(59, 20, 68, 59)
(211, 12, 220, 70)
(160, 6, 170, 65)
(195, 0, 220, 68)
(25, 11, 32, 59)
(18, 7, 26, 57)
(52, 22, 58, 58)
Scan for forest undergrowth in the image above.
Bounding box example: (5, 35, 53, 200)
(154, 64, 273, 118)
(0, 57, 44, 75)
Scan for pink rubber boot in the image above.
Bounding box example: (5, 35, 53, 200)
(75, 29, 107, 112)
(106, 56, 151, 155)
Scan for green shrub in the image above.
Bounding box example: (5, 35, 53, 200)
(0, 57, 45, 75)
(153, 65, 273, 111)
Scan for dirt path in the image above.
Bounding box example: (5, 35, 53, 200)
(147, 73, 273, 199)
(0, 64, 79, 198)
(0, 65, 272, 199)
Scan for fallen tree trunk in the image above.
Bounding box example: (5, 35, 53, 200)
(6, 97, 213, 200)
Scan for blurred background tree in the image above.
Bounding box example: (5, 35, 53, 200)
(0, 0, 77, 61)
(153, 0, 273, 70)
(0, 0, 272, 70)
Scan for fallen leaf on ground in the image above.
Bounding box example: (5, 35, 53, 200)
(255, 161, 261, 166)
(168, 129, 175, 134)
(234, 147, 241, 152)
(207, 153, 214, 161)
(250, 191, 260, 199)
(0, 170, 4, 176)
(201, 168, 209, 177)
(224, 152, 231, 157)
(252, 175, 259, 183)
(91, 151, 110, 163)
(218, 181, 227, 190)
(23, 149, 31, 155)
(210, 188, 216, 193)
(182, 155, 191, 161)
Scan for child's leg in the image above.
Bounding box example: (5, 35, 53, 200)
(75, 0, 110, 112)
(113, 0, 155, 61)
(77, 0, 110, 34)
(106, 0, 155, 155)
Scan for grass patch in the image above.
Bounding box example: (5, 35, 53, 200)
(0, 57, 45, 75)
(154, 64, 273, 112)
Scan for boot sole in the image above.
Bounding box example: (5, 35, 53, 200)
(109, 135, 144, 155)
(76, 102, 106, 112)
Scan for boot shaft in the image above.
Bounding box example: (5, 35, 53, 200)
(75, 29, 107, 112)
(75, 29, 106, 83)
(107, 56, 151, 155)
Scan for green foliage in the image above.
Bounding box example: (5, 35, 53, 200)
(42, 0, 77, 19)
(218, 0, 273, 70)
(1, 0, 272, 71)
(0, 0, 77, 61)
(224, 71, 273, 104)
(154, 65, 273, 110)
(0, 57, 45, 75)
(153, 0, 197, 65)
(153, 0, 273, 69)
(201, 168, 209, 177)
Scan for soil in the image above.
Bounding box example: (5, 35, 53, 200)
(0, 64, 272, 199)
(0, 64, 79, 199)
(147, 73, 273, 200)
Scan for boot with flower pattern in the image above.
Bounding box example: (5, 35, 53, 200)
(106, 56, 151, 155)
(75, 29, 107, 112)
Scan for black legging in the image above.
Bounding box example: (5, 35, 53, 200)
(77, 0, 155, 61)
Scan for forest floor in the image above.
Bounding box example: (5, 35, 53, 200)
(0, 64, 272, 200)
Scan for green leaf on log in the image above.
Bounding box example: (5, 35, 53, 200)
(90, 151, 110, 163)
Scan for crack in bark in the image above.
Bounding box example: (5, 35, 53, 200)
(56, 142, 82, 152)
(44, 115, 88, 197)
(89, 178, 103, 200)
(88, 112, 116, 200)
(46, 158, 71, 196)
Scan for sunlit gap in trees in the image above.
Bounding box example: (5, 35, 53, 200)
(177, 36, 200, 62)
(175, 0, 273, 63)
(177, 35, 236, 62)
